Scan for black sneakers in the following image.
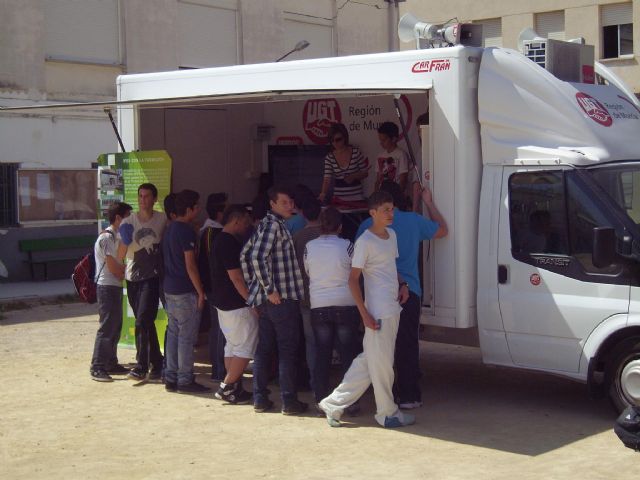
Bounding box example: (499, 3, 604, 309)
(282, 400, 308, 416)
(107, 364, 129, 375)
(254, 399, 275, 413)
(127, 368, 146, 381)
(90, 370, 113, 382)
(165, 381, 178, 393)
(215, 382, 252, 404)
(177, 381, 211, 394)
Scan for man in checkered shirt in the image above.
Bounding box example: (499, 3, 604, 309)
(241, 185, 307, 415)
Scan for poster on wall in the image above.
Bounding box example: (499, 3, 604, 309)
(96, 150, 173, 348)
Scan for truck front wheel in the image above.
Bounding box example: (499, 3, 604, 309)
(607, 339, 640, 413)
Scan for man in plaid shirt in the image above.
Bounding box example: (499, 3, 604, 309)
(241, 185, 307, 415)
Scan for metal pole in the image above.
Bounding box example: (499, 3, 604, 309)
(104, 107, 126, 152)
(393, 95, 423, 188)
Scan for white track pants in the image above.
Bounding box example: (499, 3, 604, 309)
(320, 313, 400, 426)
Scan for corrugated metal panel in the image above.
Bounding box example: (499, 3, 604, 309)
(602, 2, 633, 26)
(535, 11, 565, 41)
(177, 0, 238, 68)
(476, 18, 502, 47)
(44, 0, 120, 64)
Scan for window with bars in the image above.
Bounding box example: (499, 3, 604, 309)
(601, 3, 633, 59)
(0, 164, 18, 227)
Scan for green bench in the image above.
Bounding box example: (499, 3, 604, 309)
(19, 235, 97, 281)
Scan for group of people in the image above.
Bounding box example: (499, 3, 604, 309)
(320, 118, 428, 213)
(89, 117, 448, 429)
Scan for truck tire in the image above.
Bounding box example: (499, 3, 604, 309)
(607, 338, 640, 413)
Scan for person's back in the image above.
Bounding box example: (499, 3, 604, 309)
(305, 235, 354, 309)
(304, 207, 361, 405)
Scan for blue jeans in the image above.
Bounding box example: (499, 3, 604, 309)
(164, 292, 200, 386)
(91, 285, 123, 371)
(311, 305, 362, 402)
(253, 299, 301, 405)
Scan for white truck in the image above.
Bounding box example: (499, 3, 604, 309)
(115, 25, 640, 412)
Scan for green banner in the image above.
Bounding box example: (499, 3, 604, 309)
(96, 150, 172, 349)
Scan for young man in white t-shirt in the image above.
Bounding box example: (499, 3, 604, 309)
(375, 121, 409, 192)
(118, 183, 167, 381)
(90, 201, 132, 382)
(319, 191, 414, 428)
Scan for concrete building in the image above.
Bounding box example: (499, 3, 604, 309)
(400, 0, 638, 93)
(0, 0, 398, 281)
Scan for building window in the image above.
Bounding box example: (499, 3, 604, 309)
(535, 11, 565, 41)
(602, 3, 633, 59)
(0, 164, 18, 227)
(474, 18, 502, 47)
(44, 0, 121, 65)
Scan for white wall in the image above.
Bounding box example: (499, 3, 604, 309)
(0, 113, 115, 168)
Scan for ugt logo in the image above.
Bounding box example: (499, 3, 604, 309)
(576, 92, 612, 127)
(303, 99, 342, 144)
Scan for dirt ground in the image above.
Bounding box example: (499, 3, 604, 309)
(0, 302, 637, 480)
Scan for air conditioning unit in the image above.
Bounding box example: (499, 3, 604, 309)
(522, 38, 595, 84)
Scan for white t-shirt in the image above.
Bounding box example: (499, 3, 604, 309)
(94, 226, 121, 287)
(351, 228, 401, 319)
(120, 211, 166, 282)
(304, 235, 356, 309)
(376, 146, 409, 184)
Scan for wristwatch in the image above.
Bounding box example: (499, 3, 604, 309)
(399, 281, 409, 289)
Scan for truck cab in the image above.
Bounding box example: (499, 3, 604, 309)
(475, 48, 640, 412)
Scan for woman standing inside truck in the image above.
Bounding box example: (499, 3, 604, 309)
(318, 123, 369, 206)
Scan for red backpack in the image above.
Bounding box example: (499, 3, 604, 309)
(71, 230, 113, 304)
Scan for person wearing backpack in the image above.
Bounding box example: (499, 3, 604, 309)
(90, 201, 132, 382)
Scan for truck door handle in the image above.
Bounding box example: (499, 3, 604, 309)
(498, 265, 508, 284)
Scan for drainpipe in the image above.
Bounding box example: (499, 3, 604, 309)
(385, 0, 402, 52)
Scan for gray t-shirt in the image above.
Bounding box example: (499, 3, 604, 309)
(94, 227, 120, 287)
(121, 211, 166, 282)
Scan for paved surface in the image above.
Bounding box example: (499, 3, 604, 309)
(0, 302, 637, 480)
(0, 279, 76, 303)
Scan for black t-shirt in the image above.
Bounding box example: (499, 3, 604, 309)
(211, 231, 246, 311)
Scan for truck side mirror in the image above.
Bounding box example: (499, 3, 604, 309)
(592, 227, 616, 268)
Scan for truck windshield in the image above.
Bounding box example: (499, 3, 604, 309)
(587, 162, 640, 228)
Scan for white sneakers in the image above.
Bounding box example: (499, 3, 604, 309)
(398, 400, 423, 410)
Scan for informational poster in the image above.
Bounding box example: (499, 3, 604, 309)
(96, 150, 172, 348)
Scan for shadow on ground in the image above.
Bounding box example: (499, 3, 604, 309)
(199, 340, 616, 457)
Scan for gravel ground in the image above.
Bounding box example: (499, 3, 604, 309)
(0, 302, 637, 480)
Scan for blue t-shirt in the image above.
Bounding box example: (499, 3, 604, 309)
(162, 220, 197, 295)
(285, 213, 307, 235)
(356, 208, 438, 296)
